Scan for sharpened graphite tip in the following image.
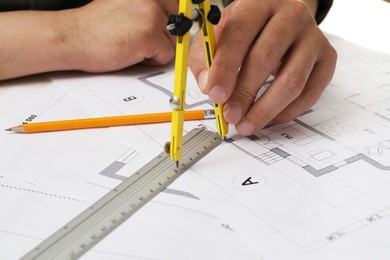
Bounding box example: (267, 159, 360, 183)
(175, 161, 179, 168)
(5, 128, 11, 131)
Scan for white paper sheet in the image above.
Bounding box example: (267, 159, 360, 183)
(1, 35, 390, 260)
(0, 75, 260, 259)
(181, 37, 390, 259)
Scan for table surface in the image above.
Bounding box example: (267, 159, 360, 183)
(320, 0, 390, 55)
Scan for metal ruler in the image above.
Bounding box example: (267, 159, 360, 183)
(21, 127, 222, 260)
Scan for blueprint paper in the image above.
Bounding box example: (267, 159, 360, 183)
(48, 36, 390, 259)
(181, 36, 390, 259)
(0, 76, 52, 117)
(1, 35, 390, 260)
(0, 72, 261, 259)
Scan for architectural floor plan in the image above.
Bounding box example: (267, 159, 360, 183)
(186, 36, 390, 259)
(1, 36, 389, 259)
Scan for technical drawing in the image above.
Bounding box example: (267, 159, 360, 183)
(98, 147, 139, 180)
(138, 71, 213, 108)
(2, 38, 388, 259)
(98, 146, 201, 200)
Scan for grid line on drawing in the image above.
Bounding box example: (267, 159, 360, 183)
(256, 151, 284, 165)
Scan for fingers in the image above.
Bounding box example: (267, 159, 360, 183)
(157, 0, 179, 47)
(190, 0, 337, 137)
(142, 32, 175, 65)
(272, 45, 337, 124)
(235, 33, 336, 135)
(189, 31, 208, 90)
(142, 1, 177, 65)
(190, 0, 272, 102)
(222, 3, 309, 125)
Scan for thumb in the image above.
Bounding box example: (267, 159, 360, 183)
(189, 31, 209, 94)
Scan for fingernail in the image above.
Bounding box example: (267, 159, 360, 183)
(208, 85, 228, 104)
(224, 104, 243, 124)
(198, 70, 208, 92)
(237, 121, 255, 136)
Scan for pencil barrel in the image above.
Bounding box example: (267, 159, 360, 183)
(20, 110, 206, 133)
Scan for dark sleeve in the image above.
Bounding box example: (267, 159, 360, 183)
(221, 0, 333, 25)
(0, 0, 92, 11)
(315, 0, 333, 24)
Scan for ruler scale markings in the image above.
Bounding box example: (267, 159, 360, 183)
(21, 127, 222, 260)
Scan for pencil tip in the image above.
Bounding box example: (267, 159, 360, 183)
(176, 161, 179, 168)
(5, 128, 11, 131)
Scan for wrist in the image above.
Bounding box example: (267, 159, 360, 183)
(53, 9, 86, 72)
(0, 10, 83, 80)
(58, 5, 112, 73)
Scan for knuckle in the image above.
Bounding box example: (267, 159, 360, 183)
(141, 41, 157, 56)
(304, 91, 322, 108)
(227, 21, 252, 40)
(212, 57, 235, 75)
(255, 106, 275, 123)
(139, 3, 164, 32)
(286, 1, 312, 24)
(326, 45, 338, 64)
(143, 0, 161, 15)
(237, 88, 257, 104)
(251, 42, 278, 70)
(290, 1, 310, 18)
(300, 87, 323, 111)
(158, 48, 175, 64)
(282, 73, 306, 97)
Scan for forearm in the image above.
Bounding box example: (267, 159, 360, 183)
(0, 10, 79, 80)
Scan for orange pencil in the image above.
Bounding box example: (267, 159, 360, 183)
(6, 109, 215, 133)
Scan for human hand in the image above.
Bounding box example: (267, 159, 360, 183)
(189, 0, 337, 135)
(67, 0, 178, 73)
